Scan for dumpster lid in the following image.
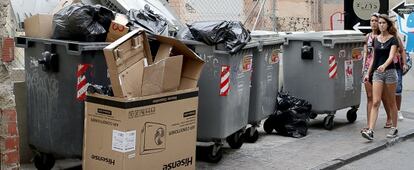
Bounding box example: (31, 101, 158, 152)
(251, 30, 284, 45)
(283, 30, 365, 48)
(15, 37, 110, 55)
(284, 30, 364, 40)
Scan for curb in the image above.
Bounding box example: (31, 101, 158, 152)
(311, 128, 414, 170)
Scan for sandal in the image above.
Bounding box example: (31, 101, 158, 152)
(384, 122, 392, 128)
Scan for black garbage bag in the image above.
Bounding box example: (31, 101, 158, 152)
(176, 26, 194, 40)
(52, 3, 114, 42)
(127, 4, 168, 35)
(267, 92, 312, 138)
(272, 110, 309, 138)
(187, 21, 251, 54)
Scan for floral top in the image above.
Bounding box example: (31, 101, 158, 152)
(363, 33, 375, 73)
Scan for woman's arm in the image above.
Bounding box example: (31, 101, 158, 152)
(397, 36, 408, 71)
(380, 45, 398, 70)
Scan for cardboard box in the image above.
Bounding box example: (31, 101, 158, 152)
(142, 55, 183, 96)
(104, 30, 204, 98)
(50, 0, 81, 14)
(106, 14, 130, 42)
(83, 88, 198, 170)
(104, 30, 153, 98)
(24, 14, 53, 39)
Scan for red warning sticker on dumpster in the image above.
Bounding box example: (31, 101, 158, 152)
(220, 65, 230, 96)
(240, 55, 253, 72)
(77, 64, 92, 101)
(328, 55, 337, 79)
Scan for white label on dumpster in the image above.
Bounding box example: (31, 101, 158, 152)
(112, 130, 136, 153)
(269, 49, 280, 64)
(352, 48, 363, 61)
(339, 50, 346, 58)
(345, 60, 354, 91)
(318, 51, 323, 64)
(240, 55, 253, 72)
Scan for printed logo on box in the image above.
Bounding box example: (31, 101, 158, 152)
(140, 122, 166, 155)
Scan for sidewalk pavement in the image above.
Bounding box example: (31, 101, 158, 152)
(196, 90, 414, 170)
(20, 91, 414, 170)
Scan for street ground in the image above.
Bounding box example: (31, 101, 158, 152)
(20, 90, 414, 170)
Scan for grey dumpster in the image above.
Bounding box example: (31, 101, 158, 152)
(282, 31, 365, 130)
(15, 37, 110, 169)
(184, 40, 258, 162)
(245, 31, 284, 142)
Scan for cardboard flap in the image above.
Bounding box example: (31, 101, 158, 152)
(104, 29, 153, 66)
(142, 55, 183, 96)
(153, 35, 205, 89)
(154, 43, 173, 63)
(118, 59, 146, 98)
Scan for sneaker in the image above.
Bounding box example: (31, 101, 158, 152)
(398, 111, 404, 120)
(386, 127, 398, 138)
(362, 129, 374, 141)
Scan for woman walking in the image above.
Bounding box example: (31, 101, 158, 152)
(362, 14, 399, 140)
(361, 13, 380, 132)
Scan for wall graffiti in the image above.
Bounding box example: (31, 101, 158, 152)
(276, 17, 311, 32)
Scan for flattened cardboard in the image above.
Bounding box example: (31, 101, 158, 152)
(104, 30, 152, 97)
(24, 14, 53, 39)
(142, 55, 183, 96)
(118, 59, 146, 98)
(106, 14, 130, 42)
(154, 43, 173, 62)
(83, 89, 198, 170)
(152, 35, 205, 90)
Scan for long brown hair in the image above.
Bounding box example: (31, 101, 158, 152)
(371, 13, 380, 35)
(378, 14, 397, 37)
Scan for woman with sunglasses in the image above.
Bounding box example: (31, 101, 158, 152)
(362, 14, 399, 140)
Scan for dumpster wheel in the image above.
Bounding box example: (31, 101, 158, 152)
(323, 115, 335, 130)
(197, 144, 223, 163)
(244, 127, 259, 143)
(34, 152, 55, 170)
(347, 108, 358, 123)
(226, 130, 245, 149)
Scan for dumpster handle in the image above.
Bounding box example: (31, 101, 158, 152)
(15, 37, 33, 48)
(66, 43, 82, 55)
(39, 43, 59, 72)
(322, 38, 365, 48)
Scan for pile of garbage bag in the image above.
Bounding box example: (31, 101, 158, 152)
(127, 4, 168, 35)
(52, 4, 114, 42)
(185, 21, 251, 54)
(265, 92, 312, 138)
(52, 3, 169, 42)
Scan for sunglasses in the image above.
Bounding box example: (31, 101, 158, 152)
(371, 12, 380, 17)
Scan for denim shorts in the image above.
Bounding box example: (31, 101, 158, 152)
(396, 68, 403, 95)
(372, 69, 398, 84)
